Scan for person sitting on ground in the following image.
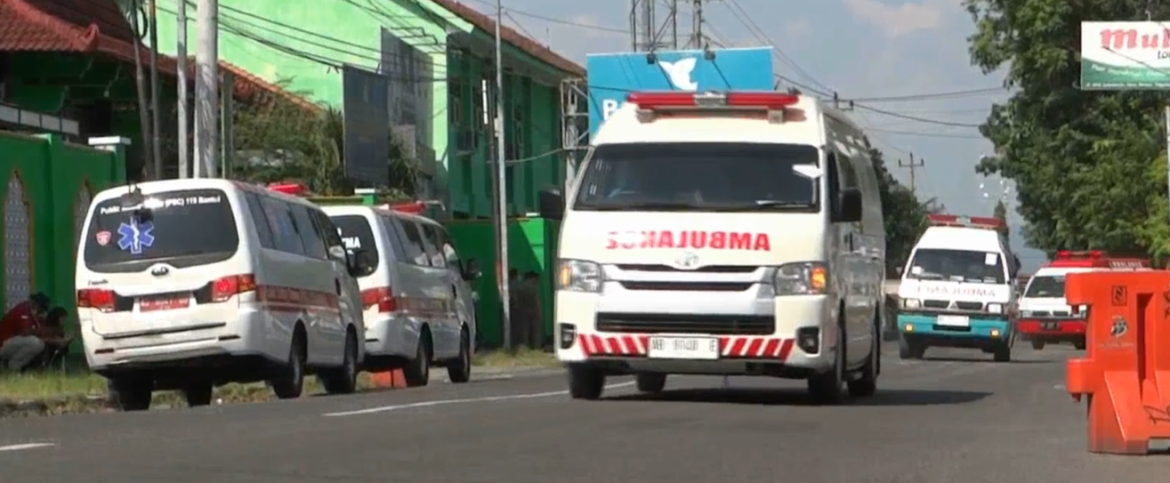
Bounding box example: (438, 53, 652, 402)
(0, 293, 51, 371)
(35, 307, 73, 369)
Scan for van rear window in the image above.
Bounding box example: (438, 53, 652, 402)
(330, 215, 379, 272)
(83, 189, 239, 272)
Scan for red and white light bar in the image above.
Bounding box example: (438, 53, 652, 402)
(626, 91, 800, 110)
(1049, 250, 1150, 269)
(268, 182, 310, 196)
(927, 214, 1004, 229)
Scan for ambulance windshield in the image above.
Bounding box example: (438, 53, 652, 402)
(906, 248, 1006, 284)
(573, 142, 819, 212)
(1024, 275, 1065, 298)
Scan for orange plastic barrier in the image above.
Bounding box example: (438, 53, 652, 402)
(1065, 270, 1170, 454)
(369, 369, 407, 389)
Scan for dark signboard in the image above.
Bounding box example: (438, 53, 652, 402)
(341, 65, 391, 187)
(380, 28, 435, 185)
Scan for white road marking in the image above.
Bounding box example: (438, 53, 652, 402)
(324, 381, 636, 417)
(0, 443, 54, 452)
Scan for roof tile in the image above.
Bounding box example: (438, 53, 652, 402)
(428, 0, 585, 77)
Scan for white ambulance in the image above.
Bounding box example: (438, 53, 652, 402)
(539, 90, 886, 405)
(1017, 250, 1150, 350)
(895, 214, 1018, 362)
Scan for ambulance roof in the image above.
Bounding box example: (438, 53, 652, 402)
(913, 226, 1004, 253)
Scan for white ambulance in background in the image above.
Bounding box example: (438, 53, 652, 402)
(539, 90, 887, 405)
(896, 214, 1018, 362)
(1016, 250, 1150, 350)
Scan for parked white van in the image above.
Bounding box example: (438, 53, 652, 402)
(76, 179, 367, 410)
(323, 206, 480, 386)
(541, 90, 886, 405)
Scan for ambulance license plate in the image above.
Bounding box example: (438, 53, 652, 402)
(140, 294, 190, 312)
(936, 315, 969, 327)
(1042, 322, 1059, 331)
(648, 337, 719, 360)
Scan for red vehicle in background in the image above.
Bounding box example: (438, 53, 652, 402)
(1015, 250, 1150, 350)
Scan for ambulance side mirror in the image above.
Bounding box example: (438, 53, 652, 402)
(539, 188, 564, 220)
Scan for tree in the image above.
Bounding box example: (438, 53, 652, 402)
(866, 137, 931, 275)
(993, 199, 1010, 246)
(229, 78, 424, 198)
(964, 0, 1170, 259)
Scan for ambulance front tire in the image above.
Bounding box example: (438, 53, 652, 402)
(567, 363, 605, 400)
(1031, 340, 1045, 350)
(898, 334, 925, 360)
(635, 373, 667, 393)
(993, 342, 1011, 362)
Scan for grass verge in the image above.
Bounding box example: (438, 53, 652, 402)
(0, 350, 558, 418)
(472, 347, 558, 368)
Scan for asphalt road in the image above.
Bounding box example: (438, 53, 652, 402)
(1, 343, 1165, 482)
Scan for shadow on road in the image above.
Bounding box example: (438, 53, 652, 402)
(920, 356, 1054, 364)
(604, 387, 991, 407)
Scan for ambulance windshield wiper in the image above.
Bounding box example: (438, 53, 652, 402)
(711, 200, 812, 211)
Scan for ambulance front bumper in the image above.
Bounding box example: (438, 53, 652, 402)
(553, 286, 840, 375)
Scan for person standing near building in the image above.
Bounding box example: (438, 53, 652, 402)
(522, 271, 544, 349)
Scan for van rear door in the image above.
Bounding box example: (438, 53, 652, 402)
(77, 188, 249, 337)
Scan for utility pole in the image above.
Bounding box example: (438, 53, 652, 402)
(670, 0, 679, 48)
(129, 1, 151, 179)
(641, 0, 654, 51)
(195, 0, 219, 178)
(898, 152, 925, 194)
(148, 0, 162, 179)
(494, 0, 512, 350)
(629, 0, 638, 51)
(691, 0, 703, 49)
(177, 0, 189, 178)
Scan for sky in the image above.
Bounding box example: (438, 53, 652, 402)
(468, 0, 1047, 270)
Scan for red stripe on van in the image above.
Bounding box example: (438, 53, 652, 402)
(255, 285, 341, 313)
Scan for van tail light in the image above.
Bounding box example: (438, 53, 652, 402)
(361, 287, 397, 313)
(211, 274, 257, 302)
(77, 289, 115, 312)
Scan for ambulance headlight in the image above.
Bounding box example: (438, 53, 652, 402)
(556, 259, 603, 293)
(987, 303, 1003, 314)
(773, 262, 828, 295)
(903, 299, 921, 309)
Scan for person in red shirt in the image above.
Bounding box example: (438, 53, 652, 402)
(0, 293, 51, 371)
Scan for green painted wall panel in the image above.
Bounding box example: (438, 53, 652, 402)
(446, 217, 557, 348)
(0, 132, 126, 354)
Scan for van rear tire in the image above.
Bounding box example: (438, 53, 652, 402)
(447, 328, 472, 384)
(320, 329, 359, 395)
(108, 377, 152, 411)
(271, 333, 306, 400)
(404, 332, 431, 387)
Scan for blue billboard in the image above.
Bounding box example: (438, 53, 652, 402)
(585, 47, 775, 135)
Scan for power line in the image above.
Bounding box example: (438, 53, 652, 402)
(866, 128, 985, 139)
(463, 0, 629, 34)
(852, 104, 982, 128)
(722, 0, 832, 95)
(846, 87, 1008, 103)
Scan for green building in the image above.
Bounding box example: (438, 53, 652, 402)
(147, 0, 584, 219)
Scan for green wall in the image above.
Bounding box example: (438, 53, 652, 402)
(447, 217, 558, 347)
(146, 0, 571, 219)
(0, 132, 127, 348)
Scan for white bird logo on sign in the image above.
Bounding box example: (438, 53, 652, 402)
(658, 57, 699, 91)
